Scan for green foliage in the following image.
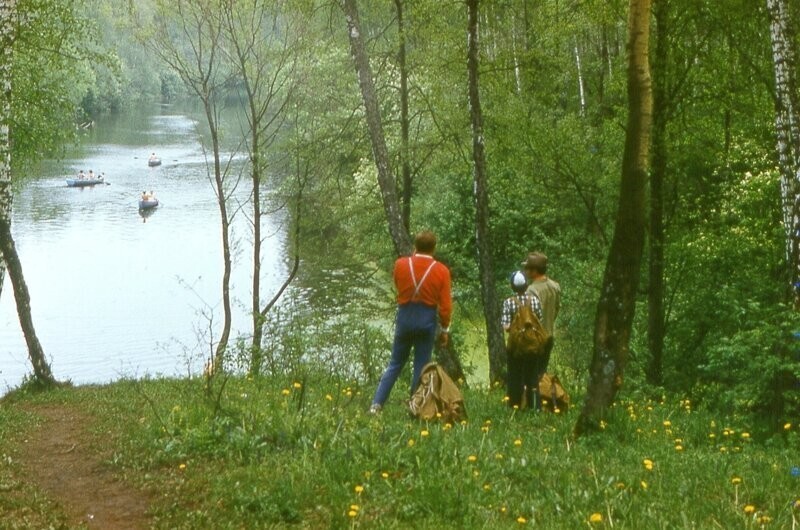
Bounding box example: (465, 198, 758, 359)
(696, 306, 800, 434)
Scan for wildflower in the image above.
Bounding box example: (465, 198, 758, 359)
(744, 505, 756, 515)
(516, 516, 527, 524)
(363, 471, 372, 479)
(514, 439, 523, 447)
(708, 433, 716, 439)
(407, 439, 415, 447)
(483, 483, 491, 491)
(500, 506, 507, 513)
(484, 419, 492, 425)
(554, 408, 561, 414)
(615, 482, 625, 489)
(643, 458, 654, 471)
(741, 432, 750, 439)
(674, 438, 683, 444)
(599, 420, 607, 430)
(325, 394, 333, 401)
(350, 504, 360, 511)
(793, 499, 800, 510)
(731, 476, 742, 485)
(443, 423, 453, 430)
(381, 472, 389, 479)
(281, 389, 290, 396)
(589, 512, 603, 523)
(348, 510, 358, 518)
(354, 485, 364, 494)
(663, 420, 672, 427)
(179, 463, 186, 471)
(502, 396, 510, 403)
(421, 429, 430, 437)
(757, 515, 771, 524)
(495, 453, 504, 460)
(719, 446, 728, 453)
(481, 426, 490, 433)
(640, 481, 648, 490)
(293, 382, 302, 389)
(675, 444, 683, 452)
(460, 420, 468, 426)
(784, 423, 792, 430)
(468, 455, 478, 462)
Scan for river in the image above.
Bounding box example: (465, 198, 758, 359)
(0, 105, 291, 393)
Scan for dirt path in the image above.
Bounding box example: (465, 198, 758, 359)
(19, 403, 152, 529)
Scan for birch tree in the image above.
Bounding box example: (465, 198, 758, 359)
(575, 0, 652, 435)
(0, 0, 55, 386)
(766, 0, 800, 309)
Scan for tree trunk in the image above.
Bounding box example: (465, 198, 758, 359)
(646, 0, 668, 386)
(766, 0, 800, 309)
(342, 0, 412, 257)
(467, 0, 505, 385)
(575, 0, 652, 436)
(394, 0, 412, 232)
(0, 0, 56, 386)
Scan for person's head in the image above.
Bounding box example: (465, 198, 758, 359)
(522, 252, 548, 276)
(414, 231, 437, 254)
(509, 270, 527, 294)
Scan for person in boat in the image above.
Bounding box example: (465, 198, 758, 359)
(149, 190, 156, 200)
(142, 191, 151, 200)
(87, 170, 95, 180)
(149, 152, 158, 161)
(77, 170, 85, 179)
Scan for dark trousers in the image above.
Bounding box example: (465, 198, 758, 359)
(506, 338, 553, 410)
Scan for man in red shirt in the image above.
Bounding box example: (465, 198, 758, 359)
(370, 231, 452, 413)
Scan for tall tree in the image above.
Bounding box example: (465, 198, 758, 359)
(576, 0, 653, 435)
(0, 0, 55, 386)
(467, 0, 505, 384)
(341, 0, 413, 257)
(221, 0, 301, 371)
(766, 0, 800, 309)
(394, 0, 412, 231)
(148, 0, 234, 372)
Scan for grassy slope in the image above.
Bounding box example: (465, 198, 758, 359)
(1, 374, 798, 529)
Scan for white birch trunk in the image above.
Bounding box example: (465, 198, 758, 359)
(0, 0, 15, 299)
(575, 40, 586, 117)
(766, 0, 800, 306)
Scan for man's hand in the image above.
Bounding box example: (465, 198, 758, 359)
(437, 331, 449, 349)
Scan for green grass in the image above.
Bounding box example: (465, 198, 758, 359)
(1, 372, 799, 529)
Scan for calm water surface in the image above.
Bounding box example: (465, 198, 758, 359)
(0, 106, 290, 393)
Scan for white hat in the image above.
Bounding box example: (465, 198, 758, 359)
(509, 270, 527, 292)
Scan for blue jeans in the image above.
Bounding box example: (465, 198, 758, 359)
(372, 303, 437, 406)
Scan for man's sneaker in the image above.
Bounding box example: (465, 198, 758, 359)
(368, 404, 382, 414)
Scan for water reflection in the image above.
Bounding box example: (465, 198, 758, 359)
(0, 105, 290, 393)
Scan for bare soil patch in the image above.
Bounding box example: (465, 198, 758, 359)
(18, 403, 152, 529)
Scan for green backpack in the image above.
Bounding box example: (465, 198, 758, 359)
(507, 296, 550, 358)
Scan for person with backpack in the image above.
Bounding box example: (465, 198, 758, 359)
(502, 270, 545, 409)
(522, 252, 561, 377)
(369, 231, 452, 414)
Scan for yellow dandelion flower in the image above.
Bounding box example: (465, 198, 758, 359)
(719, 446, 728, 453)
(731, 477, 742, 485)
(179, 463, 187, 470)
(325, 394, 333, 401)
(743, 505, 755, 514)
(674, 438, 683, 444)
(436, 412, 442, 418)
(589, 512, 603, 523)
(500, 506, 507, 513)
(484, 419, 492, 425)
(741, 432, 750, 439)
(757, 515, 771, 524)
(643, 458, 654, 470)
(674, 444, 683, 451)
(495, 453, 504, 460)
(460, 420, 468, 426)
(708, 433, 716, 439)
(793, 499, 800, 510)
(354, 485, 364, 494)
(481, 426, 490, 433)
(348, 510, 358, 518)
(599, 420, 607, 430)
(349, 504, 360, 511)
(421, 429, 430, 437)
(615, 482, 625, 489)
(663, 420, 672, 427)
(784, 423, 792, 430)
(381, 472, 389, 479)
(363, 471, 372, 479)
(281, 389, 291, 396)
(554, 408, 561, 414)
(407, 438, 415, 447)
(640, 480, 648, 490)
(346, 390, 352, 397)
(502, 396, 510, 403)
(443, 423, 453, 430)
(513, 405, 519, 410)
(516, 516, 527, 524)
(514, 439, 523, 447)
(483, 483, 491, 491)
(473, 470, 480, 477)
(293, 382, 302, 389)
(468, 455, 478, 462)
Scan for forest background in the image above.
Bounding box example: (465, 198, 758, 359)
(0, 0, 799, 527)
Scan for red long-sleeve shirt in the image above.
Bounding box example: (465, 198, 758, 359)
(393, 253, 452, 329)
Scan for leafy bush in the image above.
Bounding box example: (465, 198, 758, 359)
(696, 305, 800, 435)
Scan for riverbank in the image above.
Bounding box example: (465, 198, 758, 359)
(1, 375, 797, 528)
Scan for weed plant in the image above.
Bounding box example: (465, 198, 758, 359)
(3, 370, 798, 529)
